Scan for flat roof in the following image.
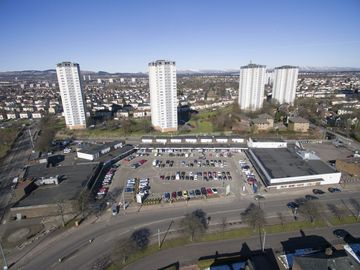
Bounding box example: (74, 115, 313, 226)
(139, 143, 248, 149)
(18, 163, 99, 207)
(250, 147, 336, 179)
(289, 117, 309, 123)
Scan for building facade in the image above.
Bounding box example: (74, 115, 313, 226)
(56, 62, 87, 129)
(238, 63, 266, 111)
(149, 60, 178, 132)
(288, 117, 309, 132)
(272, 65, 299, 105)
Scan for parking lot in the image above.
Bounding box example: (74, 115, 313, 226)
(105, 148, 253, 206)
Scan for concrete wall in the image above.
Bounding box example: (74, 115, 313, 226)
(270, 172, 342, 185)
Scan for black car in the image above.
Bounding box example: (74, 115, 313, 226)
(313, 189, 325, 195)
(333, 229, 349, 239)
(195, 189, 201, 196)
(287, 202, 299, 209)
(201, 187, 207, 196)
(328, 187, 341, 193)
(305, 195, 319, 200)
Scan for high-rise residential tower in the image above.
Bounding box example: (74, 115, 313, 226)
(56, 62, 87, 129)
(238, 63, 266, 111)
(272, 66, 299, 105)
(149, 60, 178, 132)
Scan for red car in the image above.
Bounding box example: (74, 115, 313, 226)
(171, 191, 177, 200)
(247, 177, 257, 184)
(206, 188, 214, 196)
(139, 159, 147, 165)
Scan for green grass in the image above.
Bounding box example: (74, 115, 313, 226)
(188, 119, 214, 134)
(328, 215, 360, 226)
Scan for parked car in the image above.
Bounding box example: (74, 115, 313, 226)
(333, 229, 350, 239)
(305, 195, 319, 200)
(171, 191, 177, 200)
(201, 187, 207, 196)
(328, 187, 341, 193)
(195, 189, 201, 196)
(163, 192, 170, 201)
(313, 189, 325, 195)
(206, 188, 214, 196)
(287, 202, 299, 209)
(211, 188, 218, 194)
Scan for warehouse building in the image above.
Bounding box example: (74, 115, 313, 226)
(247, 142, 341, 189)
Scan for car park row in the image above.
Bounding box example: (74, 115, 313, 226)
(152, 158, 228, 168)
(159, 170, 232, 181)
(96, 167, 117, 199)
(162, 186, 219, 202)
(239, 159, 259, 193)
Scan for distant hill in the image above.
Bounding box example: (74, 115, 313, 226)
(1, 66, 359, 80)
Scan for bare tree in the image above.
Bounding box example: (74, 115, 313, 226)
(77, 189, 92, 219)
(181, 209, 208, 241)
(327, 203, 346, 221)
(241, 203, 266, 230)
(349, 198, 360, 221)
(277, 212, 285, 226)
(221, 216, 227, 233)
(56, 200, 66, 227)
(298, 200, 321, 223)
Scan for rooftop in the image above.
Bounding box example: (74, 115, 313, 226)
(241, 63, 266, 69)
(289, 117, 309, 123)
(148, 60, 175, 66)
(18, 163, 99, 207)
(250, 146, 336, 179)
(275, 65, 299, 70)
(56, 62, 79, 67)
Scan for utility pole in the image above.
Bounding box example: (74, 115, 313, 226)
(0, 241, 8, 270)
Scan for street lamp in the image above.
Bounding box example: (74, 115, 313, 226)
(0, 241, 8, 270)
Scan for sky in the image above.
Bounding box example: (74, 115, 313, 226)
(0, 0, 360, 72)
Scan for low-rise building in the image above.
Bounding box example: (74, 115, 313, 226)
(288, 117, 309, 132)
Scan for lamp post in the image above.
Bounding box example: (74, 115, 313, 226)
(0, 241, 8, 270)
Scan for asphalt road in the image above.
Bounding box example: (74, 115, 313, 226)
(11, 186, 360, 270)
(0, 125, 36, 221)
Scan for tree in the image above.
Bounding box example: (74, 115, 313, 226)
(77, 189, 92, 219)
(349, 198, 360, 221)
(131, 228, 151, 250)
(221, 216, 227, 233)
(277, 212, 285, 226)
(56, 200, 66, 227)
(298, 200, 321, 223)
(181, 209, 208, 241)
(35, 115, 60, 153)
(327, 203, 346, 221)
(241, 203, 266, 230)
